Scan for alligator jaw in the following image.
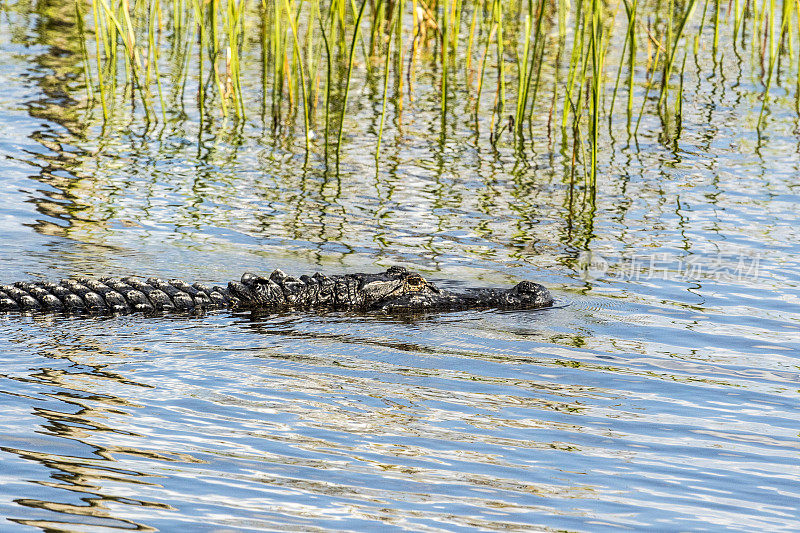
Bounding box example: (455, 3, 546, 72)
(368, 280, 554, 313)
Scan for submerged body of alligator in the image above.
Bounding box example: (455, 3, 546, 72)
(0, 266, 553, 316)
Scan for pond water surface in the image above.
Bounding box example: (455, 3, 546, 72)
(1, 2, 800, 532)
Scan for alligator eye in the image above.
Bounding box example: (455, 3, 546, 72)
(406, 274, 425, 292)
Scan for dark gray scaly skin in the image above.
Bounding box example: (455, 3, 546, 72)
(0, 266, 553, 316)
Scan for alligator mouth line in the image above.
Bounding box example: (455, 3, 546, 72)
(0, 266, 554, 316)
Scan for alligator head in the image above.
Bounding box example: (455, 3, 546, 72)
(367, 270, 554, 313)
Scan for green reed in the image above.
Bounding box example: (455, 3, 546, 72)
(75, 1, 94, 103)
(376, 0, 400, 160)
(283, 0, 309, 150)
(337, 0, 368, 161)
(657, 0, 697, 110)
(77, 0, 800, 173)
(588, 0, 607, 185)
(758, 0, 793, 127)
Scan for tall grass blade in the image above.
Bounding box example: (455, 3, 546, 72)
(319, 17, 332, 159)
(758, 0, 792, 127)
(91, 0, 109, 120)
(657, 0, 698, 110)
(377, 1, 397, 161)
(336, 0, 369, 161)
(282, 0, 311, 154)
(76, 1, 94, 103)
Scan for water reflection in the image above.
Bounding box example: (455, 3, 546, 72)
(0, 331, 174, 531)
(3, 303, 799, 530)
(0, 315, 607, 530)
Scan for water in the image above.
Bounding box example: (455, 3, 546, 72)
(1, 2, 800, 531)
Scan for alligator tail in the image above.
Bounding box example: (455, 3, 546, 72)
(0, 277, 236, 315)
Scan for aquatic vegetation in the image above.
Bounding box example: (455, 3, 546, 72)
(74, 0, 800, 178)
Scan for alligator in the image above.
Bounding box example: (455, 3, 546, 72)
(0, 266, 553, 316)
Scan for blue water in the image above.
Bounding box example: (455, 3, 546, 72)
(1, 2, 800, 531)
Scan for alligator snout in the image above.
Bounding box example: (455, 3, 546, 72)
(513, 280, 548, 295)
(511, 280, 554, 307)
